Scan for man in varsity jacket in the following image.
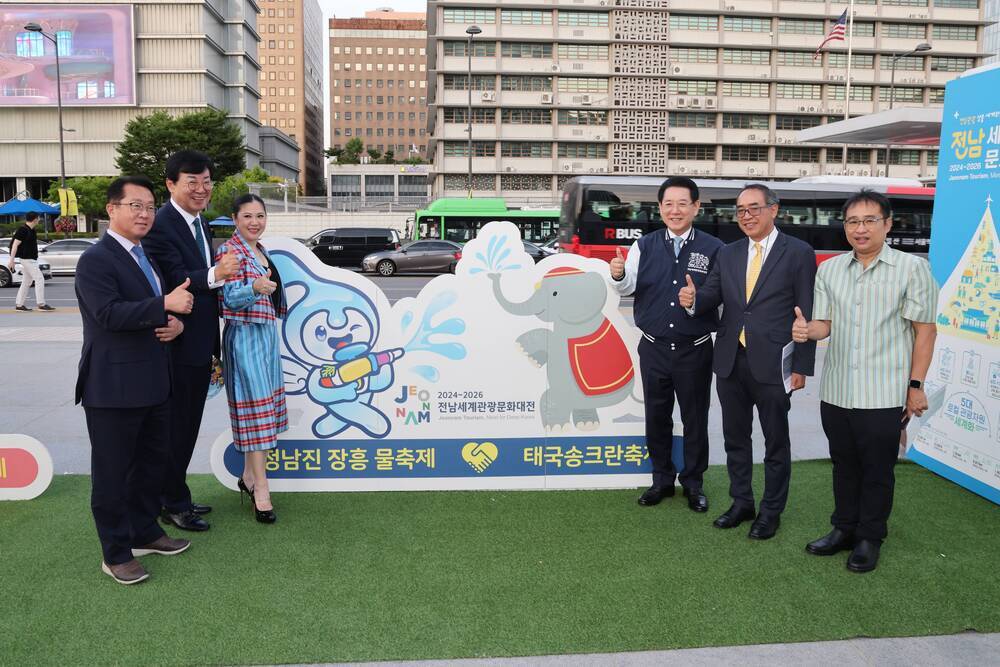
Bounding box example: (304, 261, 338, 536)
(609, 176, 723, 513)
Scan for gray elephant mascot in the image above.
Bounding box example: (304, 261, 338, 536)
(490, 265, 635, 432)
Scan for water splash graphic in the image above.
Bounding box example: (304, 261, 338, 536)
(468, 233, 523, 274)
(403, 290, 467, 361)
(411, 365, 440, 382)
(400, 310, 414, 333)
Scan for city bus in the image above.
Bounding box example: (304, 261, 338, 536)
(414, 198, 560, 244)
(559, 176, 934, 263)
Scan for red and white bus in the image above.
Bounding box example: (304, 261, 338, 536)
(559, 176, 934, 264)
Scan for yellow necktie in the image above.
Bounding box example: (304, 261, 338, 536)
(739, 242, 763, 347)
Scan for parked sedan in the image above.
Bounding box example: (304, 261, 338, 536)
(362, 240, 463, 276)
(37, 238, 97, 275)
(522, 241, 547, 264)
(0, 237, 49, 253)
(0, 252, 53, 288)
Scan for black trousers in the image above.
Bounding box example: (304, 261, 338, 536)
(86, 403, 170, 565)
(820, 402, 902, 542)
(637, 337, 713, 490)
(161, 362, 211, 513)
(715, 347, 792, 517)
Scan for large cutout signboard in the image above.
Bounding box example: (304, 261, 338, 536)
(211, 222, 679, 491)
(908, 67, 1000, 505)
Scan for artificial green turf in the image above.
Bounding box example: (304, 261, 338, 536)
(2, 461, 998, 666)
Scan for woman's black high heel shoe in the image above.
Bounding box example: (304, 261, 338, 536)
(238, 477, 253, 505)
(252, 495, 276, 524)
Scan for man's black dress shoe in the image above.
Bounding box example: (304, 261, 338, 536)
(637, 485, 675, 506)
(806, 528, 855, 556)
(682, 487, 709, 513)
(846, 539, 881, 573)
(713, 504, 755, 528)
(191, 503, 212, 515)
(748, 515, 780, 540)
(162, 510, 210, 532)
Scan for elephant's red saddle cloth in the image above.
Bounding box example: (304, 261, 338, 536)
(567, 318, 634, 396)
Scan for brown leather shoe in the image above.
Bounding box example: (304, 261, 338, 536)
(132, 535, 191, 557)
(102, 559, 150, 585)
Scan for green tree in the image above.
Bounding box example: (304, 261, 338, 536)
(204, 166, 271, 222)
(366, 147, 382, 163)
(403, 155, 424, 165)
(340, 137, 364, 164)
(379, 149, 396, 165)
(46, 176, 114, 222)
(115, 109, 246, 200)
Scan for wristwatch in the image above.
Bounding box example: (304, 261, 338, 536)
(909, 379, 923, 390)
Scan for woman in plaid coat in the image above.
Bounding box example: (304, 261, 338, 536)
(216, 194, 287, 523)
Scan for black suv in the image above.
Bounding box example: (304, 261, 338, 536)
(305, 228, 401, 268)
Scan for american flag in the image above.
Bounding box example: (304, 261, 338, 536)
(814, 10, 848, 59)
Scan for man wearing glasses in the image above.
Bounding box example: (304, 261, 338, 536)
(609, 176, 722, 512)
(144, 150, 239, 532)
(75, 176, 195, 584)
(792, 189, 937, 573)
(679, 184, 816, 540)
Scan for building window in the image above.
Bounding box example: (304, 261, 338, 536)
(722, 113, 769, 130)
(558, 11, 608, 27)
(882, 23, 926, 39)
(557, 77, 608, 92)
(444, 108, 496, 124)
(669, 144, 716, 160)
(775, 115, 822, 130)
(443, 74, 496, 90)
(932, 25, 977, 40)
(776, 83, 822, 99)
(827, 84, 874, 101)
(879, 55, 924, 71)
(15, 32, 44, 57)
(501, 142, 552, 157)
(778, 19, 825, 35)
(558, 44, 608, 60)
(724, 16, 770, 32)
(558, 143, 607, 159)
(888, 149, 921, 165)
(671, 48, 717, 63)
(501, 75, 552, 91)
(723, 49, 770, 65)
(931, 56, 975, 72)
(330, 175, 361, 198)
(827, 53, 874, 69)
(883, 0, 927, 5)
(850, 22, 876, 37)
(502, 42, 552, 58)
(722, 145, 769, 161)
(558, 109, 607, 125)
(776, 147, 820, 162)
(442, 8, 495, 23)
(778, 51, 821, 67)
(934, 0, 977, 6)
(444, 141, 496, 157)
(443, 40, 496, 57)
(501, 108, 553, 124)
(668, 15, 718, 31)
(104, 81, 116, 97)
(501, 10, 552, 25)
(670, 112, 716, 128)
(77, 81, 98, 99)
(668, 79, 717, 95)
(501, 174, 551, 191)
(879, 86, 923, 102)
(722, 81, 769, 97)
(55, 30, 72, 56)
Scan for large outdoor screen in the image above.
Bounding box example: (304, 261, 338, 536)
(0, 4, 135, 106)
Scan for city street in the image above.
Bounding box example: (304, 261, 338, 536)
(0, 269, 824, 478)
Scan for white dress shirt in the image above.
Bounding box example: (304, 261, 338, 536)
(170, 199, 223, 288)
(608, 225, 693, 296)
(107, 229, 162, 294)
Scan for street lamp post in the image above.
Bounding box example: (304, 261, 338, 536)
(465, 25, 481, 198)
(25, 23, 67, 192)
(885, 42, 931, 177)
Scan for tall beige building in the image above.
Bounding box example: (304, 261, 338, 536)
(0, 0, 262, 201)
(427, 0, 987, 198)
(329, 13, 429, 164)
(257, 0, 325, 194)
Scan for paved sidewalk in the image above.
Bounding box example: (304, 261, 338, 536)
(322, 632, 1000, 667)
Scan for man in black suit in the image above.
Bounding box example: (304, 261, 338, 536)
(144, 150, 239, 531)
(76, 176, 195, 584)
(679, 184, 816, 540)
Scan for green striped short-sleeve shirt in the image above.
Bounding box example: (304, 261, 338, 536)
(813, 244, 939, 409)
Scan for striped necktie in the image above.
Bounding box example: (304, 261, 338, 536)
(739, 241, 762, 347)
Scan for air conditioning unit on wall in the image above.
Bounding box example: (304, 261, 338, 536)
(540, 93, 553, 104)
(481, 91, 495, 102)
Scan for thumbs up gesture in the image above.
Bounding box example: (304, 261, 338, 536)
(253, 268, 277, 296)
(215, 250, 240, 281)
(165, 277, 194, 314)
(609, 246, 626, 280)
(791, 306, 810, 343)
(678, 273, 696, 308)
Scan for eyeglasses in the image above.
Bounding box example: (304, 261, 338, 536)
(661, 201, 693, 211)
(844, 216, 887, 230)
(111, 201, 157, 214)
(736, 204, 771, 218)
(182, 179, 213, 191)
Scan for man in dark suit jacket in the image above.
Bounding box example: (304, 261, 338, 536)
(143, 150, 238, 531)
(76, 176, 195, 585)
(679, 183, 816, 540)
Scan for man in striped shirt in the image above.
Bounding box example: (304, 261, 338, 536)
(792, 188, 938, 573)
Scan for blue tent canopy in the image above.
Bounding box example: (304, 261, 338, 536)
(0, 197, 60, 216)
(209, 215, 234, 226)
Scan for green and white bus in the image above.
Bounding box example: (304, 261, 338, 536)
(414, 198, 560, 244)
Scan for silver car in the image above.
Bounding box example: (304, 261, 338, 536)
(362, 240, 463, 276)
(0, 251, 53, 288)
(37, 238, 97, 275)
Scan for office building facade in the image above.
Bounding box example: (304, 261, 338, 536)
(427, 0, 987, 198)
(258, 0, 325, 194)
(329, 13, 430, 164)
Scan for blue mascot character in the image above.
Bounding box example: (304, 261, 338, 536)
(272, 251, 403, 439)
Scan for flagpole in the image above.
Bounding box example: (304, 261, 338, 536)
(841, 0, 855, 172)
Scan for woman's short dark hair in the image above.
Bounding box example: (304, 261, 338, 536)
(842, 188, 891, 219)
(658, 176, 699, 203)
(232, 193, 267, 217)
(107, 175, 156, 203)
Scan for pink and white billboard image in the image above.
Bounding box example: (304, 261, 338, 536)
(0, 4, 135, 106)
